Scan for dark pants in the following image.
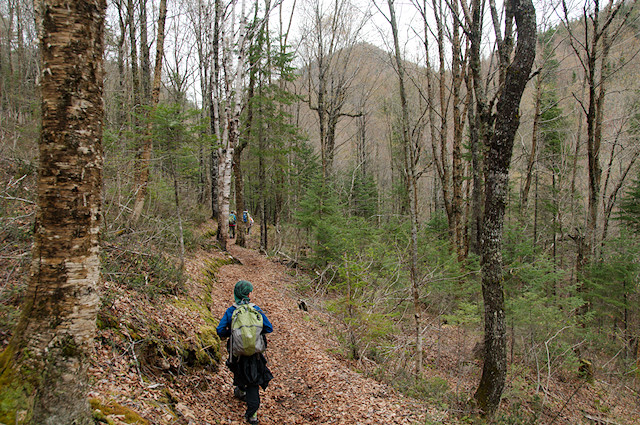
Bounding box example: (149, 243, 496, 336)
(245, 384, 260, 418)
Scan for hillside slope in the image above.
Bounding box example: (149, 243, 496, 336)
(89, 239, 445, 424)
(89, 232, 640, 425)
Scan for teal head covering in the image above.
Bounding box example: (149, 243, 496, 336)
(234, 280, 253, 305)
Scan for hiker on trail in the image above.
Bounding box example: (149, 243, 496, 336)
(243, 210, 254, 235)
(216, 280, 273, 424)
(229, 211, 237, 239)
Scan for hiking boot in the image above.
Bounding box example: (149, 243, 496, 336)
(233, 386, 246, 400)
(246, 413, 258, 424)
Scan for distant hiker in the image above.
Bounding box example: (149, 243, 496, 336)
(217, 280, 273, 424)
(243, 210, 254, 235)
(229, 211, 237, 238)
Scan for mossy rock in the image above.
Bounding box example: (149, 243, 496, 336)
(202, 257, 239, 282)
(89, 398, 149, 425)
(134, 328, 220, 374)
(203, 229, 217, 239)
(196, 325, 221, 368)
(173, 298, 217, 328)
(133, 339, 166, 373)
(180, 330, 220, 371)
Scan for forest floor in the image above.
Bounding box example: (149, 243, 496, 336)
(85, 225, 640, 425)
(204, 242, 439, 424)
(89, 233, 445, 424)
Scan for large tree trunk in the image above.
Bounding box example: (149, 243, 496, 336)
(474, 0, 536, 416)
(216, 0, 251, 251)
(233, 8, 263, 248)
(0, 0, 105, 422)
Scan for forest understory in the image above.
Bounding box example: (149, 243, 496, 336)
(80, 223, 639, 425)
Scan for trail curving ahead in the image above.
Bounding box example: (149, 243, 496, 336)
(206, 244, 435, 424)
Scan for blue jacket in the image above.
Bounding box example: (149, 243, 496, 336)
(216, 304, 273, 338)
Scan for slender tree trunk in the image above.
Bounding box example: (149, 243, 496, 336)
(467, 0, 487, 256)
(139, 0, 150, 104)
(172, 159, 185, 270)
(233, 152, 247, 246)
(387, 0, 423, 376)
(570, 78, 586, 224)
(475, 0, 536, 416)
(194, 0, 212, 206)
(521, 74, 542, 212)
(210, 0, 222, 221)
(131, 0, 167, 224)
(116, 0, 127, 129)
(258, 107, 268, 253)
(450, 0, 467, 262)
(0, 0, 105, 422)
(128, 0, 142, 221)
(151, 0, 167, 114)
(316, 59, 329, 181)
(435, 0, 453, 240)
(601, 150, 640, 244)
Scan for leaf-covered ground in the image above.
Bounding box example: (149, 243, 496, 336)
(89, 241, 444, 424)
(210, 244, 438, 424)
(87, 233, 640, 425)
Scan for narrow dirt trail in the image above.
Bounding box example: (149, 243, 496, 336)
(208, 244, 436, 424)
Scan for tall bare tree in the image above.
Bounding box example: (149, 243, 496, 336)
(213, 0, 273, 250)
(413, 0, 469, 261)
(131, 0, 168, 223)
(301, 0, 366, 182)
(0, 0, 106, 422)
(561, 0, 634, 260)
(385, 0, 424, 375)
(474, 0, 536, 416)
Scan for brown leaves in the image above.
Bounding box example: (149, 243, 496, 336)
(89, 244, 437, 424)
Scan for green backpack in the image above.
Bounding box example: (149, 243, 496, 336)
(230, 303, 266, 357)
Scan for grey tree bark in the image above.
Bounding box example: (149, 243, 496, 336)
(474, 0, 536, 416)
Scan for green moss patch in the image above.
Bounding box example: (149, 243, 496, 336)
(0, 346, 34, 425)
(89, 398, 149, 425)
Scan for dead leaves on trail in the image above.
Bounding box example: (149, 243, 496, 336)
(90, 244, 439, 424)
(210, 245, 434, 424)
